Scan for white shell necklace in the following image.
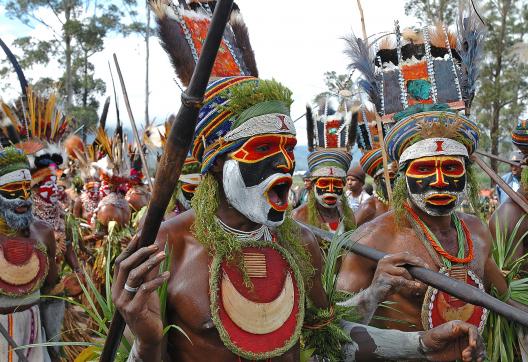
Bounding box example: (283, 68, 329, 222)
(215, 217, 273, 242)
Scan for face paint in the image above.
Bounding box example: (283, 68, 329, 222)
(0, 193, 33, 231)
(405, 155, 466, 216)
(223, 134, 296, 227)
(37, 174, 59, 204)
(313, 177, 344, 208)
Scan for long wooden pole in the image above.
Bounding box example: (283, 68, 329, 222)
(376, 117, 393, 205)
(113, 54, 154, 191)
(100, 1, 234, 360)
(300, 222, 528, 328)
(476, 150, 521, 167)
(472, 155, 528, 214)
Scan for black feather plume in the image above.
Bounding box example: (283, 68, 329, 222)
(457, 3, 486, 114)
(348, 111, 358, 151)
(306, 105, 314, 152)
(0, 37, 28, 98)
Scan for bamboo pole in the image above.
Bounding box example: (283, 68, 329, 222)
(376, 117, 393, 205)
(475, 150, 521, 167)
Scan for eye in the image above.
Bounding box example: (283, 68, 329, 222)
(285, 145, 295, 153)
(255, 144, 271, 153)
(418, 166, 432, 172)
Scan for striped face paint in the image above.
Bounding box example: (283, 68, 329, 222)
(405, 156, 466, 216)
(314, 177, 344, 208)
(223, 134, 296, 227)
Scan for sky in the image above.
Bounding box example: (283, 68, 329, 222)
(0, 0, 417, 150)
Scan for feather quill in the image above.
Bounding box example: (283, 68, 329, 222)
(344, 33, 381, 111)
(457, 3, 486, 112)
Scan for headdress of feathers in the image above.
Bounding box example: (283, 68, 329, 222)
(352, 104, 390, 151)
(149, 0, 258, 87)
(345, 2, 485, 119)
(306, 87, 357, 152)
(65, 134, 101, 182)
(93, 127, 131, 187)
(1, 87, 71, 171)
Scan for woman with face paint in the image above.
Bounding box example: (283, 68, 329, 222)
(292, 150, 356, 247)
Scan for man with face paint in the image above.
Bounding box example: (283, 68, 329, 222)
(111, 76, 485, 362)
(293, 150, 356, 240)
(337, 109, 522, 333)
(0, 146, 58, 361)
(353, 148, 396, 226)
(490, 120, 528, 268)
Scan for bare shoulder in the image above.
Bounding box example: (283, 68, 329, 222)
(352, 210, 397, 249)
(157, 209, 197, 254)
(292, 203, 308, 222)
(31, 219, 54, 237)
(458, 212, 487, 232)
(297, 221, 320, 254)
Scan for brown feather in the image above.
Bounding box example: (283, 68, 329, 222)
(430, 23, 457, 49)
(229, 10, 258, 77)
(156, 7, 196, 87)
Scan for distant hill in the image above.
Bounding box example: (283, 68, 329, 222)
(294, 145, 309, 173)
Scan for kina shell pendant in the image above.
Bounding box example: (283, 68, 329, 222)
(421, 266, 488, 333)
(209, 241, 304, 360)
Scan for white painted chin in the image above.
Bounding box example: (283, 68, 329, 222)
(315, 192, 339, 209)
(223, 159, 287, 228)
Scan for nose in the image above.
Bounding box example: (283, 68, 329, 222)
(328, 181, 335, 193)
(274, 149, 294, 173)
(430, 168, 448, 188)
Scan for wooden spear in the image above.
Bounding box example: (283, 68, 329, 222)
(113, 55, 154, 191)
(99, 0, 235, 360)
(475, 149, 521, 167)
(300, 222, 528, 328)
(471, 154, 528, 214)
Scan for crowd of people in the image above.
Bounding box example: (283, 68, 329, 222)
(1, 0, 528, 361)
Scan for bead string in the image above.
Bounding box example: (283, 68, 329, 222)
(404, 203, 474, 265)
(422, 26, 438, 103)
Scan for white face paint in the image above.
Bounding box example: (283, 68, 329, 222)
(223, 159, 289, 228)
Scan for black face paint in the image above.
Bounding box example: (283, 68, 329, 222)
(405, 156, 466, 216)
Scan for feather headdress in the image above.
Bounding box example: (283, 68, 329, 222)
(346, 4, 485, 119)
(150, 0, 258, 87)
(1, 87, 72, 169)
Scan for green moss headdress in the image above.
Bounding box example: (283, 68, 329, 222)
(191, 76, 295, 174)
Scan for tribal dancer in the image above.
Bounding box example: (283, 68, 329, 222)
(338, 12, 524, 333)
(352, 106, 396, 226)
(293, 92, 356, 238)
(112, 2, 484, 361)
(0, 146, 58, 361)
(114, 75, 485, 362)
(354, 149, 396, 225)
(490, 119, 528, 264)
(292, 150, 355, 238)
(126, 150, 151, 215)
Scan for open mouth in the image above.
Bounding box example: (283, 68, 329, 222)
(323, 195, 337, 205)
(425, 194, 457, 206)
(266, 176, 292, 212)
(15, 206, 28, 214)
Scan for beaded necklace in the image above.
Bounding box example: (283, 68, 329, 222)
(374, 189, 389, 205)
(404, 203, 474, 268)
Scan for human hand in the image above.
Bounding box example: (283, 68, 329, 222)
(112, 235, 170, 353)
(370, 251, 428, 302)
(421, 320, 486, 361)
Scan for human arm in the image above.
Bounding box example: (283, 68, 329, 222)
(354, 198, 376, 226)
(342, 319, 485, 361)
(37, 222, 59, 294)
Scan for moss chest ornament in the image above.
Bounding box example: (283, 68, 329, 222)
(209, 241, 305, 360)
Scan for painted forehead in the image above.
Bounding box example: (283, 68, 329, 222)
(0, 169, 32, 187)
(230, 134, 297, 163)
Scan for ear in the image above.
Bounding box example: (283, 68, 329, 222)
(210, 154, 227, 182)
